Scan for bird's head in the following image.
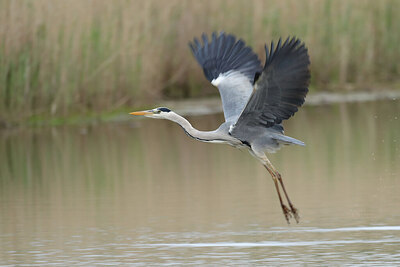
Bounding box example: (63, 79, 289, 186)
(130, 107, 173, 120)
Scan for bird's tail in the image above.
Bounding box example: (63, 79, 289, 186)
(273, 134, 305, 146)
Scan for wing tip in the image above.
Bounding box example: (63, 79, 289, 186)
(189, 32, 262, 82)
(264, 36, 310, 68)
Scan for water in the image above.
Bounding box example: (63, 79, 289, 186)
(1, 100, 400, 266)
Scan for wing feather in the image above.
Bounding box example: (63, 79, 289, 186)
(231, 37, 310, 139)
(189, 32, 262, 122)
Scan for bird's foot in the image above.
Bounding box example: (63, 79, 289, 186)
(289, 204, 300, 224)
(281, 204, 292, 224)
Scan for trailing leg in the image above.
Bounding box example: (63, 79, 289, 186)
(263, 165, 292, 224)
(276, 172, 300, 223)
(262, 155, 300, 224)
(250, 148, 300, 223)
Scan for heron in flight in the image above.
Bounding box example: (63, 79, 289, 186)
(130, 32, 310, 224)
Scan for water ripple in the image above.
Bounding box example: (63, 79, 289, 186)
(138, 238, 400, 248)
(266, 225, 400, 233)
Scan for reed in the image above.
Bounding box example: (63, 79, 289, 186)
(0, 0, 399, 120)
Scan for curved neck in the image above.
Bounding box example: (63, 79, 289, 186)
(167, 112, 236, 144)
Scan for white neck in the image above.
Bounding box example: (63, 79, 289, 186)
(165, 112, 238, 144)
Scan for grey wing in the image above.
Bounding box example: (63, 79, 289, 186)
(230, 37, 310, 140)
(189, 32, 262, 122)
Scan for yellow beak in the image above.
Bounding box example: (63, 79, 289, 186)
(129, 110, 152, 116)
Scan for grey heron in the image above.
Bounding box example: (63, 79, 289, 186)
(130, 32, 310, 224)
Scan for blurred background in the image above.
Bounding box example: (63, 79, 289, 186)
(0, 0, 399, 123)
(1, 0, 400, 265)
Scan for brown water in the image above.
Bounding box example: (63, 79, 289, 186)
(1, 100, 400, 266)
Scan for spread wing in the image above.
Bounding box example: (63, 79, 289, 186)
(189, 32, 262, 122)
(230, 37, 310, 139)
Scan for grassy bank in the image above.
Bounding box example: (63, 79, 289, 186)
(0, 0, 399, 122)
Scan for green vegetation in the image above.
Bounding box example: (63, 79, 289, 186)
(0, 0, 399, 123)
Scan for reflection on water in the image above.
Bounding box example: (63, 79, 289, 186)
(1, 100, 400, 265)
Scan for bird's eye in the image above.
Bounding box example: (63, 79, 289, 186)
(154, 109, 161, 114)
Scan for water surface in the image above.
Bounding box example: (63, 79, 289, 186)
(1, 100, 400, 265)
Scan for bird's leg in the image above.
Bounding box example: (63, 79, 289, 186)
(263, 164, 292, 224)
(263, 157, 300, 224)
(276, 172, 300, 223)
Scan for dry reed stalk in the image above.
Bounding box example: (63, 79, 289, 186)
(0, 0, 399, 120)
